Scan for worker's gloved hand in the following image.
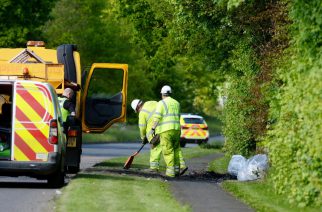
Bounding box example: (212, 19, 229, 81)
(151, 128, 156, 137)
(142, 137, 148, 145)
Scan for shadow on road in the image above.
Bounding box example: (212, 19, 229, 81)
(0, 181, 53, 189)
(0, 176, 73, 189)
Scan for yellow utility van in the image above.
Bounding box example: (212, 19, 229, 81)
(0, 80, 66, 187)
(0, 41, 128, 186)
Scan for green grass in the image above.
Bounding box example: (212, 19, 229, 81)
(57, 146, 221, 212)
(222, 181, 321, 212)
(209, 155, 321, 212)
(83, 124, 140, 143)
(208, 154, 230, 174)
(57, 174, 190, 212)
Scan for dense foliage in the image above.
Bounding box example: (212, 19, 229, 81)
(266, 0, 322, 206)
(119, 0, 221, 115)
(44, 0, 154, 122)
(1, 0, 320, 206)
(0, 0, 55, 47)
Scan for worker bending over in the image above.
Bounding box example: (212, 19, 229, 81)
(131, 99, 162, 172)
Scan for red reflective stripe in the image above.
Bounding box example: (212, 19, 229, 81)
(182, 130, 189, 137)
(36, 83, 52, 101)
(190, 130, 197, 136)
(15, 107, 54, 152)
(14, 133, 35, 160)
(18, 83, 53, 102)
(195, 130, 201, 136)
(16, 89, 51, 121)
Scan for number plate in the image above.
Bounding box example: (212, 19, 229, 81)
(67, 137, 77, 147)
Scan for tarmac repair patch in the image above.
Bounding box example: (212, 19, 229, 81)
(83, 167, 234, 183)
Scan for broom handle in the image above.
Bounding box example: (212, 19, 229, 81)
(138, 143, 146, 153)
(133, 143, 146, 156)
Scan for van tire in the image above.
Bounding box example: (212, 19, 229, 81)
(47, 168, 65, 188)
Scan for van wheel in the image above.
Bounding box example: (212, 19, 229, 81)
(180, 139, 186, 148)
(47, 169, 65, 188)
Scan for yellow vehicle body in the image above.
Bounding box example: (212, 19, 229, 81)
(0, 41, 128, 133)
(0, 63, 64, 92)
(180, 114, 209, 147)
(0, 44, 80, 113)
(0, 41, 128, 175)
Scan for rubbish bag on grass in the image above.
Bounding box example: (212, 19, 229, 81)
(227, 155, 247, 176)
(237, 154, 269, 181)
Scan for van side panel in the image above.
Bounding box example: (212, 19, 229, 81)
(13, 81, 55, 161)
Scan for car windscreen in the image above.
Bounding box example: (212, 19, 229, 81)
(183, 118, 204, 124)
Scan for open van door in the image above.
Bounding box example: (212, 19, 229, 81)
(81, 63, 128, 133)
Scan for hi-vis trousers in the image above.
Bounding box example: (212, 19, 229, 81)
(159, 130, 186, 177)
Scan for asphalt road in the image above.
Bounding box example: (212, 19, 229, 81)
(0, 142, 197, 212)
(0, 134, 226, 212)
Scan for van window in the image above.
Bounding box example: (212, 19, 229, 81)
(87, 68, 124, 98)
(0, 84, 13, 128)
(0, 83, 13, 160)
(84, 68, 124, 128)
(183, 118, 204, 124)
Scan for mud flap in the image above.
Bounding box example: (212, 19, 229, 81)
(64, 116, 82, 174)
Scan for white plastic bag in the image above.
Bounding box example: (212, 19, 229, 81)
(237, 154, 268, 181)
(227, 155, 246, 176)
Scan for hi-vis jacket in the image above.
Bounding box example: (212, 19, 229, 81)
(139, 101, 158, 141)
(153, 97, 181, 134)
(58, 96, 70, 122)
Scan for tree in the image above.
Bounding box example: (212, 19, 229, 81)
(44, 0, 154, 122)
(0, 0, 55, 47)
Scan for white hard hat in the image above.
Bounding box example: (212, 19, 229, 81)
(131, 99, 142, 113)
(160, 85, 172, 95)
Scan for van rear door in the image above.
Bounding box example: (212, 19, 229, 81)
(81, 63, 128, 133)
(12, 81, 55, 161)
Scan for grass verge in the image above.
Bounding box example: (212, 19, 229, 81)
(209, 155, 321, 212)
(57, 174, 189, 212)
(83, 124, 140, 144)
(57, 146, 221, 212)
(208, 154, 230, 174)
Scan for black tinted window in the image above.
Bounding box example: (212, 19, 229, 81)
(87, 68, 124, 98)
(183, 118, 204, 124)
